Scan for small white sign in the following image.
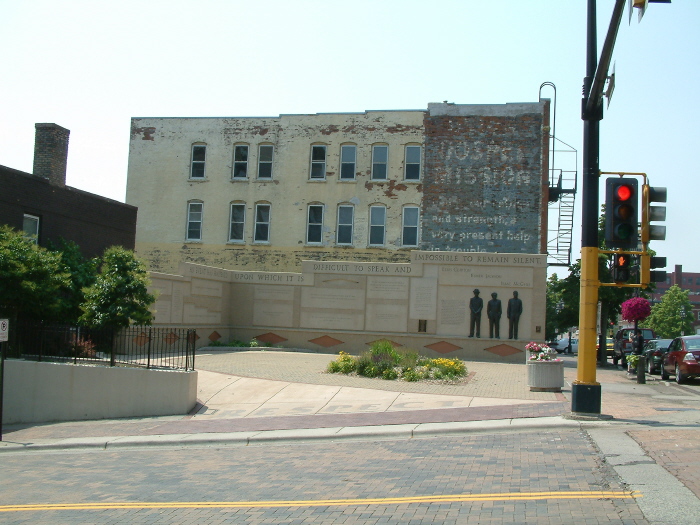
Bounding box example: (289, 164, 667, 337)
(0, 319, 8, 342)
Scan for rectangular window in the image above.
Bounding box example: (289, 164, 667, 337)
(187, 202, 203, 241)
(257, 145, 273, 179)
(369, 205, 386, 246)
(405, 145, 421, 180)
(229, 203, 246, 242)
(372, 145, 388, 180)
(254, 204, 271, 242)
(402, 206, 419, 246)
(337, 205, 354, 245)
(233, 145, 249, 179)
(22, 214, 40, 244)
(340, 145, 356, 180)
(310, 145, 326, 179)
(307, 205, 324, 244)
(191, 145, 206, 178)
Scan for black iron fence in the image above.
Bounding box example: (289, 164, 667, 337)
(6, 321, 196, 371)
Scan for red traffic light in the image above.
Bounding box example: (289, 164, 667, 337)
(615, 184, 633, 201)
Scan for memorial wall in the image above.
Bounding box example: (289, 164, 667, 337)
(149, 251, 547, 363)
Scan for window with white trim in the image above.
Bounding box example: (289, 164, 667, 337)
(371, 145, 388, 180)
(257, 145, 273, 179)
(402, 206, 420, 247)
(369, 205, 386, 246)
(340, 144, 356, 180)
(186, 202, 203, 241)
(229, 203, 246, 242)
(310, 145, 327, 179)
(307, 204, 324, 244)
(22, 214, 40, 244)
(405, 145, 421, 180)
(254, 203, 271, 242)
(233, 145, 249, 179)
(190, 145, 206, 179)
(336, 205, 354, 245)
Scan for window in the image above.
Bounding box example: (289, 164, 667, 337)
(254, 204, 271, 242)
(337, 205, 354, 245)
(186, 202, 203, 241)
(191, 145, 206, 179)
(257, 145, 273, 179)
(405, 145, 421, 180)
(22, 214, 39, 244)
(310, 145, 326, 179)
(233, 145, 249, 179)
(372, 145, 388, 180)
(307, 205, 324, 244)
(340, 144, 356, 180)
(369, 205, 386, 246)
(402, 206, 420, 246)
(229, 203, 246, 242)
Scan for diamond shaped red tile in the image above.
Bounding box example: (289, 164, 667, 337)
(255, 332, 288, 345)
(133, 332, 151, 347)
(208, 331, 222, 342)
(309, 335, 344, 348)
(485, 344, 523, 357)
(163, 332, 180, 345)
(187, 331, 200, 344)
(425, 341, 462, 354)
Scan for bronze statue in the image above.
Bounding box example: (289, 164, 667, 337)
(469, 289, 483, 338)
(487, 292, 502, 339)
(507, 290, 523, 339)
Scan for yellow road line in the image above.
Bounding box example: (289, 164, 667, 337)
(0, 491, 640, 512)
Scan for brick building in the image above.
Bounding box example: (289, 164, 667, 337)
(126, 101, 550, 274)
(0, 123, 137, 258)
(650, 265, 700, 334)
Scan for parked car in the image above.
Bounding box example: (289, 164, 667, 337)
(612, 328, 656, 366)
(643, 339, 673, 374)
(597, 337, 615, 357)
(660, 335, 700, 384)
(557, 337, 578, 354)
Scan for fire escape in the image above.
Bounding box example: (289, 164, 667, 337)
(541, 82, 578, 268)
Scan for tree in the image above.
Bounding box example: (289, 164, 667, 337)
(79, 246, 156, 329)
(48, 238, 98, 323)
(641, 285, 694, 339)
(0, 226, 70, 320)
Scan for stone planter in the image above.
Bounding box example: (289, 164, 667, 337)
(527, 360, 564, 392)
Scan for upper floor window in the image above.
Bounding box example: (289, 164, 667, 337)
(369, 205, 386, 246)
(190, 145, 206, 179)
(254, 203, 271, 243)
(22, 214, 40, 244)
(186, 202, 203, 241)
(340, 144, 356, 180)
(307, 204, 324, 244)
(402, 206, 420, 247)
(337, 205, 354, 245)
(257, 145, 274, 179)
(310, 145, 326, 180)
(233, 145, 249, 179)
(372, 145, 388, 180)
(229, 203, 246, 242)
(405, 145, 421, 180)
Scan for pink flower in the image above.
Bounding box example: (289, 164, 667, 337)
(621, 297, 651, 322)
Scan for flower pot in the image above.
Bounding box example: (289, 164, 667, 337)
(527, 359, 564, 392)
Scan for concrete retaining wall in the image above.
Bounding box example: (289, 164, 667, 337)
(2, 360, 198, 424)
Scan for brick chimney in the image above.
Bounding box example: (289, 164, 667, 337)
(33, 123, 69, 187)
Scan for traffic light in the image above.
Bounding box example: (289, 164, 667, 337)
(605, 178, 639, 249)
(641, 184, 667, 243)
(641, 254, 667, 286)
(612, 252, 631, 283)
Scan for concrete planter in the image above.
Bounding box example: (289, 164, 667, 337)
(527, 359, 564, 392)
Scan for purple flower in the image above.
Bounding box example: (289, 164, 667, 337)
(621, 297, 651, 322)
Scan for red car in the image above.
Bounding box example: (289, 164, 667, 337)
(660, 335, 700, 384)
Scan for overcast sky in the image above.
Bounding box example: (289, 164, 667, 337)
(1, 0, 697, 274)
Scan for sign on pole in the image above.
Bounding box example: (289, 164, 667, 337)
(0, 319, 8, 342)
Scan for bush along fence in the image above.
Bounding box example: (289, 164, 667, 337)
(6, 321, 196, 371)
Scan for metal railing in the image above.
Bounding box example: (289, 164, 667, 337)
(6, 321, 196, 371)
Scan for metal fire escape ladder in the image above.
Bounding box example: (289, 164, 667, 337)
(540, 82, 578, 268)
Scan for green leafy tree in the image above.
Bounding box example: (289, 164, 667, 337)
(79, 247, 156, 329)
(641, 285, 694, 338)
(48, 238, 99, 323)
(0, 226, 70, 320)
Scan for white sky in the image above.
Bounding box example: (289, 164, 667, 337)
(1, 0, 697, 274)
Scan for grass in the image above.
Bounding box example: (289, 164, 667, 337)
(327, 340, 467, 382)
